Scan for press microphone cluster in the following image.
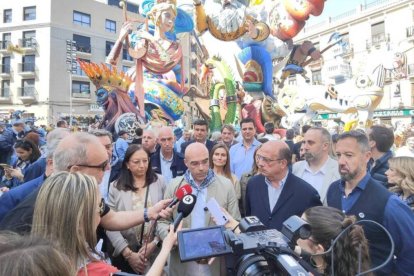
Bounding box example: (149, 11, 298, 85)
(173, 194, 197, 231)
(156, 184, 193, 220)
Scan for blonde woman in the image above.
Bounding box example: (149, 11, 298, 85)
(386, 156, 414, 211)
(31, 172, 118, 275)
(209, 143, 241, 199)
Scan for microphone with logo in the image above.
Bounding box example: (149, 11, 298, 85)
(173, 194, 197, 232)
(156, 184, 192, 220)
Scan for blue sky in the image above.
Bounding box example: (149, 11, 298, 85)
(308, 0, 367, 24)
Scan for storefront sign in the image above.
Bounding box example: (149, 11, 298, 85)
(315, 109, 414, 120)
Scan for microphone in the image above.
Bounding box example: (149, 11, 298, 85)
(156, 184, 192, 220)
(173, 194, 197, 231)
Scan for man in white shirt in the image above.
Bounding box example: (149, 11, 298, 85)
(292, 127, 340, 203)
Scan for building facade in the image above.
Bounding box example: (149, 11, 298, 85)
(294, 0, 414, 126)
(0, 0, 195, 126)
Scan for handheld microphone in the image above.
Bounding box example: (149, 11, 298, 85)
(168, 184, 192, 208)
(173, 194, 197, 231)
(156, 184, 192, 220)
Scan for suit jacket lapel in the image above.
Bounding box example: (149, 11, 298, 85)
(258, 176, 272, 215)
(271, 173, 294, 215)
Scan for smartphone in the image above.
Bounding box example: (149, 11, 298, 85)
(0, 163, 12, 169)
(206, 198, 229, 226)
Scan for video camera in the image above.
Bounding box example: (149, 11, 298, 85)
(178, 216, 317, 276)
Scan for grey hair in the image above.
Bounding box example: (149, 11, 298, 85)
(88, 129, 112, 142)
(45, 128, 70, 160)
(53, 133, 100, 172)
(309, 127, 332, 145)
(337, 131, 370, 153)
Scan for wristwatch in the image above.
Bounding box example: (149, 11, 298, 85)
(144, 208, 150, 222)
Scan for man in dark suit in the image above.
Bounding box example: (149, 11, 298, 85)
(180, 119, 215, 154)
(246, 140, 321, 230)
(151, 126, 187, 185)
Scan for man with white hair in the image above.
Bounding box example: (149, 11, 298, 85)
(193, 0, 269, 41)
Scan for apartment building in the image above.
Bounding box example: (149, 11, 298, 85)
(294, 0, 414, 125)
(0, 0, 194, 125)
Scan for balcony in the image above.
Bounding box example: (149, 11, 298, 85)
(366, 33, 390, 51)
(0, 88, 12, 104)
(18, 86, 37, 105)
(18, 63, 37, 76)
(18, 38, 37, 53)
(326, 63, 352, 79)
(0, 41, 11, 53)
(75, 44, 92, 57)
(332, 43, 353, 58)
(0, 64, 12, 77)
(407, 26, 414, 38)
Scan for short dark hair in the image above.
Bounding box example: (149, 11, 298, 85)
(193, 119, 208, 128)
(56, 120, 67, 127)
(337, 131, 370, 152)
(302, 125, 311, 135)
(264, 122, 274, 134)
(240, 118, 255, 128)
(369, 125, 394, 152)
(285, 129, 294, 140)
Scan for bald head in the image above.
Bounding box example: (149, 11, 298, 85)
(184, 142, 209, 184)
(142, 129, 157, 153)
(158, 126, 175, 156)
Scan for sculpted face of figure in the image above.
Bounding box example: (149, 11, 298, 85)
(159, 7, 175, 33)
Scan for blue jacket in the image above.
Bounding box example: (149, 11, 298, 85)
(245, 173, 322, 230)
(150, 148, 187, 180)
(0, 174, 45, 222)
(327, 176, 414, 275)
(23, 156, 46, 183)
(368, 150, 393, 187)
(0, 128, 18, 164)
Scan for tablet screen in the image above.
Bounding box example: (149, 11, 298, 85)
(178, 226, 232, 262)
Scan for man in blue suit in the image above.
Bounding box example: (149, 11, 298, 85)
(245, 140, 321, 230)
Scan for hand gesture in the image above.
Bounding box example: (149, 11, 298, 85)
(127, 252, 148, 274)
(120, 21, 134, 40)
(148, 198, 173, 220)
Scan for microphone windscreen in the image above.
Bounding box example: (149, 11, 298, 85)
(175, 184, 192, 200)
(177, 194, 197, 218)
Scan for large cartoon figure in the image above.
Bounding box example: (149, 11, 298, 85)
(193, 0, 270, 41)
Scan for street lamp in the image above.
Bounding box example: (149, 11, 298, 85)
(66, 40, 77, 127)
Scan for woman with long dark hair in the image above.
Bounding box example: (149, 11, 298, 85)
(1, 139, 41, 190)
(297, 206, 371, 275)
(106, 144, 166, 274)
(209, 143, 240, 199)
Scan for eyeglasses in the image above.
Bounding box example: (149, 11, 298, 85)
(68, 159, 109, 172)
(189, 158, 209, 167)
(255, 154, 283, 164)
(99, 198, 105, 216)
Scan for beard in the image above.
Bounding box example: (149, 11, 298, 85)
(304, 152, 315, 162)
(339, 166, 359, 182)
(206, 0, 246, 34)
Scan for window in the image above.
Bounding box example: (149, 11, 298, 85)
(75, 59, 89, 76)
(108, 0, 120, 7)
(106, 41, 114, 56)
(73, 11, 91, 27)
(21, 79, 35, 96)
(22, 55, 35, 72)
(3, 9, 12, 23)
(22, 30, 36, 47)
(105, 19, 116, 33)
(288, 75, 297, 86)
(72, 81, 90, 97)
(127, 3, 139, 13)
(73, 34, 91, 53)
(23, 6, 36, 21)
(1, 56, 11, 74)
(371, 22, 386, 44)
(311, 69, 322, 85)
(123, 45, 133, 61)
(1, 33, 11, 50)
(1, 80, 10, 97)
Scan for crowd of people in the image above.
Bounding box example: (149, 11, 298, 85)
(1, 117, 414, 275)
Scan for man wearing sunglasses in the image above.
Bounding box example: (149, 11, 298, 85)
(0, 132, 173, 234)
(245, 140, 321, 231)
